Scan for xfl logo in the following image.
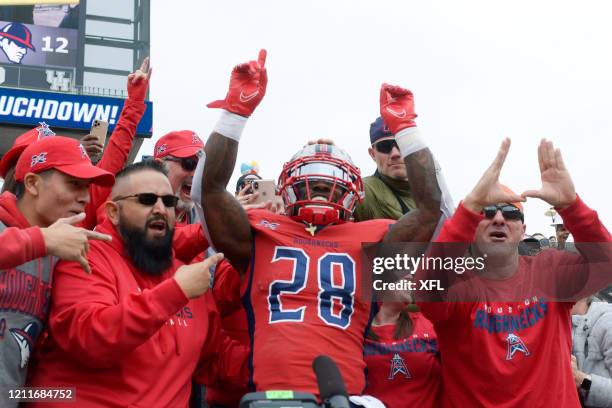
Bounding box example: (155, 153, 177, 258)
(257, 220, 279, 230)
(36, 122, 55, 139)
(30, 152, 47, 168)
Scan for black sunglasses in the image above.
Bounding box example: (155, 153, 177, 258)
(165, 156, 199, 172)
(483, 204, 524, 221)
(113, 193, 179, 208)
(373, 139, 399, 154)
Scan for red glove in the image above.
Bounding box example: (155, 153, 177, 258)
(207, 49, 268, 117)
(127, 57, 151, 101)
(379, 83, 417, 134)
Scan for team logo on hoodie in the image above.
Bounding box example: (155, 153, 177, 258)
(506, 332, 530, 360)
(10, 321, 39, 368)
(388, 353, 411, 380)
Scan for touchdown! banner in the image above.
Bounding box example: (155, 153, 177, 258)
(0, 87, 153, 135)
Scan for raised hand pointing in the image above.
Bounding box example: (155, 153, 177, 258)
(41, 212, 112, 274)
(208, 49, 268, 117)
(127, 56, 152, 101)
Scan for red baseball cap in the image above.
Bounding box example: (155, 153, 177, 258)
(15, 136, 115, 187)
(0, 123, 56, 178)
(154, 130, 204, 159)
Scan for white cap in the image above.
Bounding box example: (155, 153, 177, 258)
(551, 213, 563, 226)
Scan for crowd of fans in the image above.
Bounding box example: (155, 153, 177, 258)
(0, 50, 611, 408)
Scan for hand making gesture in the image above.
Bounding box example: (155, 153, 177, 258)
(208, 49, 268, 117)
(463, 138, 525, 213)
(379, 83, 417, 134)
(127, 56, 152, 101)
(522, 139, 576, 209)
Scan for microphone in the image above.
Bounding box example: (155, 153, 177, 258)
(312, 355, 351, 408)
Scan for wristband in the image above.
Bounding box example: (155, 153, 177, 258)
(395, 127, 426, 158)
(190, 151, 217, 252)
(213, 110, 248, 142)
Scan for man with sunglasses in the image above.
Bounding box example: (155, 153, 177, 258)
(29, 160, 248, 407)
(353, 116, 417, 221)
(416, 139, 612, 407)
(154, 130, 204, 225)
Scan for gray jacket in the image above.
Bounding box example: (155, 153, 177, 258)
(0, 220, 55, 408)
(572, 302, 612, 408)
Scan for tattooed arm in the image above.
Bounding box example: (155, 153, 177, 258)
(201, 50, 268, 275)
(201, 134, 252, 275)
(377, 84, 442, 243)
(384, 147, 442, 243)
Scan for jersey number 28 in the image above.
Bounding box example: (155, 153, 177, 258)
(268, 246, 356, 329)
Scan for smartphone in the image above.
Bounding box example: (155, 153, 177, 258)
(90, 119, 109, 146)
(251, 179, 277, 204)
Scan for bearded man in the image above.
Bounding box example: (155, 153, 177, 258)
(28, 160, 247, 408)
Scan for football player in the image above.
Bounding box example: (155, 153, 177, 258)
(198, 49, 447, 397)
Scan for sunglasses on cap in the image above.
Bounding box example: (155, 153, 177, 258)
(164, 156, 199, 172)
(113, 193, 179, 208)
(482, 204, 524, 221)
(373, 139, 399, 154)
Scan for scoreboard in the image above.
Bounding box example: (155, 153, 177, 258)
(0, 0, 152, 156)
(0, 2, 81, 91)
(0, 20, 78, 68)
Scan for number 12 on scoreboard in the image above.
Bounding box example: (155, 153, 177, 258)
(41, 36, 69, 54)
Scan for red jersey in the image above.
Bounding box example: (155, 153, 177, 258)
(364, 312, 441, 408)
(244, 209, 393, 396)
(418, 197, 611, 408)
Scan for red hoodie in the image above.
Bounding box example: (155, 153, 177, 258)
(28, 218, 248, 408)
(417, 196, 611, 408)
(0, 192, 46, 269)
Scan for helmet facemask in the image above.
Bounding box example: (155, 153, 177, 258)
(278, 144, 364, 225)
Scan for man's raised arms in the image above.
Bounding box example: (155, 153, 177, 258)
(200, 50, 268, 275)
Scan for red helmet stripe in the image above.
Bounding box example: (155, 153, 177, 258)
(0, 31, 34, 49)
